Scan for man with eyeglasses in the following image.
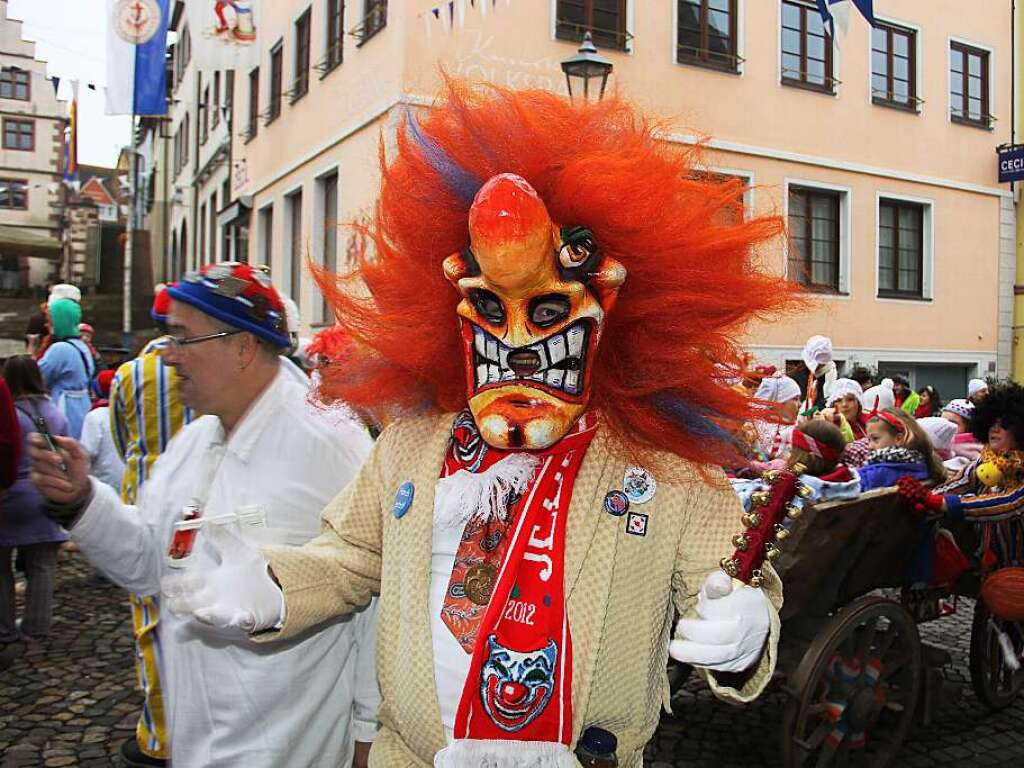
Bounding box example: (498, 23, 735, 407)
(106, 284, 193, 767)
(29, 262, 380, 768)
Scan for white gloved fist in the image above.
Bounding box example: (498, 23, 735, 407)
(161, 522, 285, 633)
(668, 570, 770, 673)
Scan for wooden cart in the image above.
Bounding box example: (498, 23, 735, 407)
(670, 486, 1024, 767)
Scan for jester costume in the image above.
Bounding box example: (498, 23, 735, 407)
(177, 82, 801, 766)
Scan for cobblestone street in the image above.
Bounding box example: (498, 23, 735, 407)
(1, 553, 1022, 767)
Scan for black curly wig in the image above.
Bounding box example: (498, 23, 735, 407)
(971, 381, 1024, 446)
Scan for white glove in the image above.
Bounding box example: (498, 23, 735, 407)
(162, 522, 285, 633)
(668, 570, 770, 673)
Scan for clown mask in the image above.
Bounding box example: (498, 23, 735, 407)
(443, 173, 626, 450)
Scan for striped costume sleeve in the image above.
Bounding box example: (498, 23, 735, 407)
(117, 358, 142, 504)
(946, 484, 1024, 523)
(934, 458, 979, 496)
(109, 367, 129, 462)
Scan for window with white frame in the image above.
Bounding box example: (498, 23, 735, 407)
(315, 171, 339, 324)
(677, 0, 740, 73)
(556, 1, 629, 52)
(258, 204, 274, 267)
(871, 21, 918, 110)
(781, 0, 835, 93)
(287, 190, 304, 308)
(950, 41, 992, 128)
(877, 196, 932, 300)
(787, 184, 848, 294)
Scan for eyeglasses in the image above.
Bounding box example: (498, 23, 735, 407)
(168, 330, 243, 350)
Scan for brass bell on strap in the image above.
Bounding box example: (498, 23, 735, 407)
(762, 470, 782, 484)
(749, 568, 764, 589)
(773, 523, 790, 541)
(765, 543, 781, 562)
(719, 557, 740, 577)
(750, 490, 771, 507)
(796, 483, 813, 499)
(732, 533, 750, 551)
(784, 503, 802, 520)
(741, 512, 761, 529)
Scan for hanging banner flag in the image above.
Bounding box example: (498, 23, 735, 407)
(64, 81, 79, 188)
(186, 0, 261, 72)
(816, 0, 874, 42)
(105, 0, 170, 115)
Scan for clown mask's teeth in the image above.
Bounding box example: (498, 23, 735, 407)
(547, 335, 566, 365)
(472, 322, 588, 395)
(566, 325, 585, 358)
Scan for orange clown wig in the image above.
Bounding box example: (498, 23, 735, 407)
(315, 79, 801, 470)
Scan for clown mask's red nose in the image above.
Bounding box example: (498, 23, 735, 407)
(468, 174, 557, 296)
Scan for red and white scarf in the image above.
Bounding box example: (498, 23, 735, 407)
(435, 411, 597, 766)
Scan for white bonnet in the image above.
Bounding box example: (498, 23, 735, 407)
(755, 372, 802, 403)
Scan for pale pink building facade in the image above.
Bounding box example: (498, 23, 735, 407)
(226, 0, 1015, 396)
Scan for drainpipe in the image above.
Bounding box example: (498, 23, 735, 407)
(1011, 0, 1019, 382)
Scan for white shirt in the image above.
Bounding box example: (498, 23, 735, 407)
(71, 365, 380, 768)
(430, 523, 473, 743)
(78, 406, 124, 494)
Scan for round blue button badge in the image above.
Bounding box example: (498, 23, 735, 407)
(392, 481, 414, 519)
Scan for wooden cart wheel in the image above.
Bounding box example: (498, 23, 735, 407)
(781, 597, 922, 768)
(969, 600, 1024, 711)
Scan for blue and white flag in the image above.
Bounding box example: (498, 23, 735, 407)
(816, 0, 874, 41)
(105, 0, 170, 116)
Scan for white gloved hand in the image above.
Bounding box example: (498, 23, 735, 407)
(162, 522, 285, 633)
(668, 570, 770, 673)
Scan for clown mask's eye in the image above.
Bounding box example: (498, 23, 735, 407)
(470, 289, 505, 325)
(529, 294, 571, 328)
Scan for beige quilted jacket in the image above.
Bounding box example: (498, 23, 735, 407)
(260, 414, 782, 767)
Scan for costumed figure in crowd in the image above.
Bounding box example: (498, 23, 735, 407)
(890, 374, 920, 415)
(78, 322, 104, 372)
(900, 382, 1024, 570)
(745, 372, 802, 471)
(915, 385, 942, 419)
(968, 378, 990, 405)
(0, 356, 68, 645)
(38, 297, 95, 440)
(30, 265, 380, 767)
(798, 335, 836, 417)
(79, 370, 124, 498)
(840, 379, 896, 468)
(942, 398, 982, 465)
(818, 376, 865, 441)
(157, 82, 800, 766)
(917, 416, 958, 464)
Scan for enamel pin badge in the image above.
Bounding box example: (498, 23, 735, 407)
(623, 466, 656, 505)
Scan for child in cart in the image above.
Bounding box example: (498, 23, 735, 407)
(857, 407, 945, 492)
(731, 420, 860, 509)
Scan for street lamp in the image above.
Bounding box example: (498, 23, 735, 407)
(560, 32, 614, 102)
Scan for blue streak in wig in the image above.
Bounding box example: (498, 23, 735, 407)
(406, 109, 482, 204)
(650, 393, 741, 449)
